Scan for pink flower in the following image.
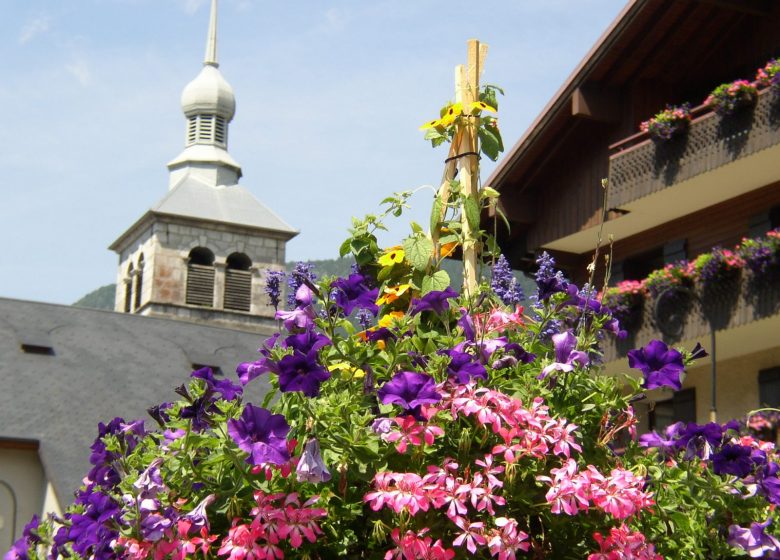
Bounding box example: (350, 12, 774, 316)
(365, 472, 431, 515)
(588, 525, 662, 560)
(217, 519, 266, 560)
(383, 416, 444, 453)
(452, 517, 487, 554)
(487, 517, 530, 560)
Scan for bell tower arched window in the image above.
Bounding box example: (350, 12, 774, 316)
(134, 254, 145, 312)
(224, 252, 252, 312)
(124, 263, 134, 313)
(186, 247, 215, 307)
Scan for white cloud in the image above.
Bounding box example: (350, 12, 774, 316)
(322, 7, 349, 33)
(65, 59, 92, 86)
(19, 16, 51, 45)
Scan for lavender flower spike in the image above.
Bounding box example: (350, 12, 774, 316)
(296, 438, 332, 483)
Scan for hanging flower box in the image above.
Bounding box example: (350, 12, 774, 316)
(639, 103, 691, 142)
(704, 80, 758, 116)
(601, 280, 646, 330)
(756, 58, 780, 92)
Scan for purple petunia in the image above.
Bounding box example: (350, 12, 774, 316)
(639, 421, 685, 458)
(332, 273, 379, 316)
(377, 371, 442, 418)
(628, 339, 685, 391)
(237, 333, 281, 386)
(445, 350, 487, 384)
(675, 422, 724, 460)
(276, 351, 332, 397)
(538, 331, 589, 379)
(227, 404, 291, 466)
(409, 287, 459, 316)
(191, 367, 243, 401)
(712, 444, 755, 478)
(728, 519, 780, 558)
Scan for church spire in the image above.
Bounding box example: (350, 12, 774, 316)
(204, 0, 219, 67)
(167, 0, 241, 189)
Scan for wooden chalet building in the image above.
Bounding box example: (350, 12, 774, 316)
(487, 0, 780, 430)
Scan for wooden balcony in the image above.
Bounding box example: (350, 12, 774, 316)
(609, 87, 780, 209)
(603, 273, 780, 366)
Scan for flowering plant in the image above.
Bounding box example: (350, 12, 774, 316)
(704, 80, 759, 116)
(601, 280, 646, 328)
(9, 86, 780, 560)
(756, 58, 780, 91)
(692, 247, 745, 290)
(739, 229, 780, 278)
(643, 261, 695, 299)
(639, 104, 691, 142)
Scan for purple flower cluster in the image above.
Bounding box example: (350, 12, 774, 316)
(491, 255, 524, 306)
(538, 330, 589, 379)
(264, 269, 286, 310)
(728, 519, 780, 558)
(410, 287, 459, 316)
(287, 262, 317, 309)
(534, 252, 569, 302)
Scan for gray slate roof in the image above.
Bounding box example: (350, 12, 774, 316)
(155, 176, 298, 235)
(0, 298, 271, 506)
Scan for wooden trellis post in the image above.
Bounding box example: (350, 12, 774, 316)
(431, 39, 488, 298)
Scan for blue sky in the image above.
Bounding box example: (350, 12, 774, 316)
(0, 0, 625, 304)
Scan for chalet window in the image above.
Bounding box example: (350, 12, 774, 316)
(124, 263, 134, 313)
(186, 247, 215, 307)
(649, 388, 696, 432)
(759, 367, 780, 408)
(134, 254, 144, 312)
(622, 246, 665, 281)
(224, 252, 252, 312)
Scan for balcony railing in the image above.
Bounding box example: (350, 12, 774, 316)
(608, 88, 780, 209)
(602, 273, 780, 363)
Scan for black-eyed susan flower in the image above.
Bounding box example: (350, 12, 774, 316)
(378, 247, 405, 267)
(469, 101, 497, 113)
(440, 102, 464, 126)
(419, 118, 442, 130)
(376, 284, 411, 306)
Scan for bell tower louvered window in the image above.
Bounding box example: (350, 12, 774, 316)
(185, 115, 228, 148)
(134, 254, 145, 312)
(214, 116, 226, 145)
(224, 252, 252, 312)
(186, 247, 215, 307)
(124, 263, 134, 313)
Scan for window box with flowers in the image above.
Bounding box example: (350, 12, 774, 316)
(704, 80, 758, 116)
(639, 104, 691, 142)
(756, 58, 780, 93)
(601, 280, 646, 330)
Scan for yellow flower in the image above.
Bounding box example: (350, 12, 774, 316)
(328, 361, 366, 379)
(419, 118, 442, 130)
(469, 101, 497, 113)
(439, 102, 464, 126)
(440, 241, 458, 258)
(378, 311, 405, 328)
(376, 284, 412, 306)
(378, 247, 405, 268)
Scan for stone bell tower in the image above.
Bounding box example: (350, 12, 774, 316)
(109, 0, 297, 333)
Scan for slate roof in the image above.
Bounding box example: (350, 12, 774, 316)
(154, 175, 298, 235)
(0, 298, 271, 507)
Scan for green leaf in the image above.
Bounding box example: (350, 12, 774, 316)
(581, 403, 596, 411)
(339, 238, 352, 258)
(410, 221, 424, 234)
(481, 186, 500, 199)
(403, 236, 434, 271)
(463, 197, 481, 233)
(430, 197, 442, 234)
(478, 126, 501, 161)
(421, 270, 451, 294)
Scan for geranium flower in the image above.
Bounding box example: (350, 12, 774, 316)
(627, 339, 685, 391)
(227, 404, 290, 466)
(377, 371, 442, 418)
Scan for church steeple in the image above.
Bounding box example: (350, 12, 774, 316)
(204, 0, 219, 67)
(167, 0, 242, 189)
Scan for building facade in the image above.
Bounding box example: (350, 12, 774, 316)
(487, 0, 780, 429)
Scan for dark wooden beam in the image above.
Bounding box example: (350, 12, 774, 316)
(571, 85, 621, 123)
(696, 0, 770, 16)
